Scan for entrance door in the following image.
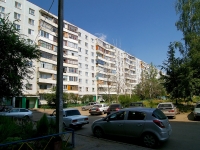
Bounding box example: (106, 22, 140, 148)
(26, 100, 29, 109)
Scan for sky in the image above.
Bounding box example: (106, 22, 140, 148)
(29, 0, 183, 68)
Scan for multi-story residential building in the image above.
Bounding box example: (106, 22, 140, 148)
(1, 0, 152, 108)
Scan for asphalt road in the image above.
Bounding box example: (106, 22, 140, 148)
(32, 108, 200, 150)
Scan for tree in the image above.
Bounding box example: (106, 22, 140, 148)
(0, 17, 40, 99)
(134, 63, 166, 99)
(161, 0, 200, 102)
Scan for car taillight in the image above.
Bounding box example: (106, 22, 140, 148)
(84, 118, 88, 120)
(72, 120, 77, 123)
(115, 108, 119, 111)
(153, 120, 165, 128)
(169, 109, 174, 112)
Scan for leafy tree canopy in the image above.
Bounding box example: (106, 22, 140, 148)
(0, 17, 40, 99)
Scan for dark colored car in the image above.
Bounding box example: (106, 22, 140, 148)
(106, 103, 123, 115)
(129, 102, 145, 107)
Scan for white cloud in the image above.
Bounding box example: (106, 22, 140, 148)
(95, 33, 107, 41)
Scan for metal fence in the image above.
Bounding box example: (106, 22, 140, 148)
(0, 129, 74, 150)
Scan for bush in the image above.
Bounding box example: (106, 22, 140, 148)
(36, 114, 49, 136)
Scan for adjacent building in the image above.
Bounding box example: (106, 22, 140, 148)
(0, 0, 150, 108)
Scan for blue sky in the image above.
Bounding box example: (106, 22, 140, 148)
(29, 0, 183, 67)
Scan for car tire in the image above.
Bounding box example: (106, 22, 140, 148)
(93, 127, 104, 138)
(142, 133, 158, 148)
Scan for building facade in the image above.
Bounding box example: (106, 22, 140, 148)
(0, 0, 150, 108)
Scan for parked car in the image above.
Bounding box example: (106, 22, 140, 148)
(89, 103, 109, 115)
(47, 108, 89, 129)
(0, 108, 33, 119)
(106, 103, 123, 115)
(193, 102, 200, 120)
(129, 102, 145, 107)
(157, 102, 178, 119)
(91, 107, 172, 148)
(81, 102, 99, 111)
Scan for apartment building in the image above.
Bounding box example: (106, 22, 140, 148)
(1, 0, 150, 108)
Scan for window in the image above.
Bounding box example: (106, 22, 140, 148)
(79, 71, 82, 75)
(26, 84, 32, 90)
(78, 40, 81, 44)
(79, 63, 82, 68)
(85, 57, 88, 61)
(92, 88, 94, 92)
(92, 73, 94, 77)
(92, 80, 94, 85)
(28, 18, 34, 25)
(0, 6, 5, 13)
(40, 30, 49, 38)
(85, 35, 88, 40)
(85, 64, 88, 69)
(78, 47, 81, 52)
(85, 42, 88, 47)
(127, 111, 145, 120)
(91, 38, 94, 43)
(109, 111, 125, 121)
(15, 1, 22, 9)
(29, 8, 35, 15)
(91, 66, 94, 70)
(86, 87, 88, 91)
(0, 0, 6, 2)
(79, 79, 82, 83)
(69, 76, 78, 81)
(14, 12, 21, 20)
(91, 45, 94, 50)
(85, 72, 88, 76)
(91, 59, 94, 63)
(79, 87, 82, 92)
(78, 32, 81, 37)
(28, 29, 34, 35)
(91, 52, 94, 56)
(85, 50, 88, 54)
(14, 24, 20, 30)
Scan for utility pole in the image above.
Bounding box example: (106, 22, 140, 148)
(56, 0, 64, 133)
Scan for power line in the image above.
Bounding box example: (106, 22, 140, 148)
(34, 0, 55, 43)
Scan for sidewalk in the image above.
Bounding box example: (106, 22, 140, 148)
(73, 134, 151, 150)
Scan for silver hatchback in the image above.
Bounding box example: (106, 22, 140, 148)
(91, 107, 172, 148)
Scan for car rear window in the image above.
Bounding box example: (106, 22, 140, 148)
(65, 110, 81, 116)
(110, 104, 120, 108)
(152, 109, 167, 120)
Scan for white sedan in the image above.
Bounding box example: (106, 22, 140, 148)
(47, 108, 89, 129)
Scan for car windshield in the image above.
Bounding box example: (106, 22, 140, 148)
(10, 109, 19, 112)
(130, 103, 143, 107)
(93, 105, 102, 107)
(196, 104, 200, 108)
(65, 110, 81, 116)
(152, 109, 167, 120)
(158, 104, 172, 108)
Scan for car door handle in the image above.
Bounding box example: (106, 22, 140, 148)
(137, 124, 143, 126)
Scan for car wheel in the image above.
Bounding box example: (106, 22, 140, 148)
(142, 133, 158, 148)
(93, 127, 104, 138)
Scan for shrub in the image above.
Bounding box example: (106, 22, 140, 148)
(36, 114, 49, 136)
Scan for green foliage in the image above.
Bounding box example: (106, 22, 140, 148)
(36, 114, 49, 136)
(0, 16, 40, 98)
(0, 116, 21, 143)
(81, 95, 94, 103)
(134, 63, 166, 100)
(118, 95, 132, 107)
